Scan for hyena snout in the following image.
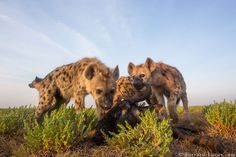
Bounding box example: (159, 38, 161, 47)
(96, 96, 113, 109)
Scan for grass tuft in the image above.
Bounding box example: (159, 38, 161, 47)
(0, 106, 35, 135)
(23, 106, 98, 154)
(105, 110, 173, 157)
(203, 100, 236, 138)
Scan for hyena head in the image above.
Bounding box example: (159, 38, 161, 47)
(84, 63, 119, 110)
(128, 57, 156, 82)
(28, 76, 42, 91)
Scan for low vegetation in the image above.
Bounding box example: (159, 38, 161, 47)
(0, 106, 34, 135)
(106, 111, 173, 157)
(0, 100, 235, 156)
(23, 106, 98, 154)
(203, 100, 236, 138)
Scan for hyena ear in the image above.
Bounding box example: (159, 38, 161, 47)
(145, 57, 155, 71)
(84, 64, 97, 80)
(111, 65, 119, 80)
(35, 76, 42, 82)
(128, 62, 135, 75)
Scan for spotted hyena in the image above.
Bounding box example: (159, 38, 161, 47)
(30, 57, 119, 121)
(112, 76, 152, 106)
(128, 57, 189, 123)
(112, 76, 152, 125)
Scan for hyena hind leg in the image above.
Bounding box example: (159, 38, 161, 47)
(35, 91, 58, 122)
(181, 92, 190, 121)
(167, 94, 179, 123)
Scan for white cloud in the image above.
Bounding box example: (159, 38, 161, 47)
(0, 13, 14, 22)
(0, 13, 72, 57)
(55, 21, 103, 57)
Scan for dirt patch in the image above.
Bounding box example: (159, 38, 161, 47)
(56, 143, 122, 157)
(0, 133, 24, 157)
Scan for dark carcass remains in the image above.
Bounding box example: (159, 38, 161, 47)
(92, 81, 225, 153)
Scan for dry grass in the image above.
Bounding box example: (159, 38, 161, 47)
(56, 144, 123, 157)
(177, 105, 203, 114)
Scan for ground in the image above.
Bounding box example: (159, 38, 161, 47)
(0, 106, 235, 157)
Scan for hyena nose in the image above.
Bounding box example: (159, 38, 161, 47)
(104, 102, 112, 109)
(104, 104, 110, 109)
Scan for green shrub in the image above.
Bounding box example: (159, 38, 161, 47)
(77, 107, 99, 141)
(203, 100, 236, 130)
(106, 111, 173, 157)
(23, 106, 98, 154)
(0, 106, 35, 135)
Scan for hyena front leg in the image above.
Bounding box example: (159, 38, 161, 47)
(146, 93, 158, 107)
(167, 93, 179, 123)
(152, 88, 165, 107)
(147, 94, 161, 111)
(181, 92, 190, 121)
(74, 93, 85, 113)
(153, 91, 168, 119)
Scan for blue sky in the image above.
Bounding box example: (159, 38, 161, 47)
(0, 0, 235, 107)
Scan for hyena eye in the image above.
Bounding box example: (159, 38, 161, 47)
(96, 89, 103, 94)
(140, 74, 145, 78)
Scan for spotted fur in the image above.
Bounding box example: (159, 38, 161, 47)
(113, 76, 150, 106)
(30, 57, 119, 121)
